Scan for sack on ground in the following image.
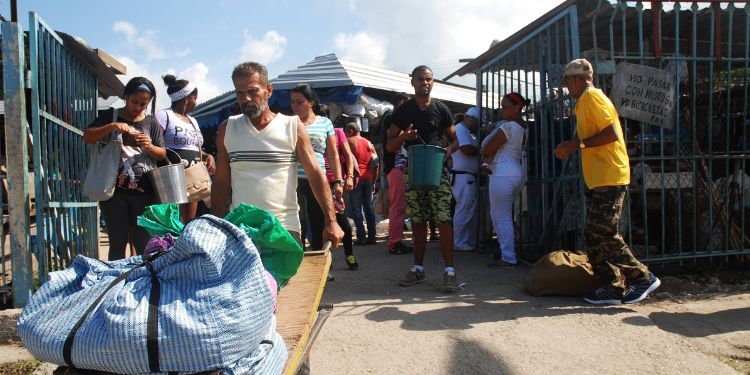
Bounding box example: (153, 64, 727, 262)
(18, 216, 286, 374)
(184, 161, 211, 203)
(523, 250, 604, 296)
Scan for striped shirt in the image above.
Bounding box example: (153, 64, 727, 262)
(297, 116, 334, 179)
(224, 113, 301, 232)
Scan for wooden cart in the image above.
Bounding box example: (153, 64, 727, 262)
(277, 246, 332, 375)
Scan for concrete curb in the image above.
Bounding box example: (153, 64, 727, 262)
(0, 308, 22, 344)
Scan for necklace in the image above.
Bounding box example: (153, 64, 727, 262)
(301, 113, 317, 126)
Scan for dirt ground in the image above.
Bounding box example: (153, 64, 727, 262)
(1, 222, 748, 374)
(310, 224, 750, 375)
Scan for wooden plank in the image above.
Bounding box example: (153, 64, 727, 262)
(277, 250, 331, 375)
(94, 48, 126, 75)
(2, 21, 33, 307)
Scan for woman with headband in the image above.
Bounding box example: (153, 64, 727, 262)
(481, 92, 531, 268)
(156, 75, 216, 223)
(83, 76, 166, 260)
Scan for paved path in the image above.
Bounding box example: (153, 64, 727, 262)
(311, 237, 750, 374)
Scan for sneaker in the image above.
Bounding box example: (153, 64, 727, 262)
(583, 288, 623, 305)
(388, 242, 413, 255)
(399, 268, 426, 286)
(345, 255, 359, 270)
(622, 272, 661, 304)
(443, 272, 459, 292)
(354, 239, 367, 246)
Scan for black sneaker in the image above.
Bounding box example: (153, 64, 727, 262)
(399, 268, 426, 286)
(622, 272, 661, 304)
(354, 239, 367, 246)
(388, 242, 413, 255)
(583, 288, 623, 305)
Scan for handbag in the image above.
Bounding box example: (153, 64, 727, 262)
(184, 116, 212, 202)
(184, 157, 211, 203)
(82, 108, 122, 201)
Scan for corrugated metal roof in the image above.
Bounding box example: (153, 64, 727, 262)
(271, 54, 476, 105)
(194, 53, 477, 117)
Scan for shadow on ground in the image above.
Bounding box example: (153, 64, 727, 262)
(623, 307, 750, 337)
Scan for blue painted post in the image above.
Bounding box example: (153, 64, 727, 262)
(2, 21, 34, 307)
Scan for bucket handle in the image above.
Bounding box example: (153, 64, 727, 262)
(163, 148, 183, 165)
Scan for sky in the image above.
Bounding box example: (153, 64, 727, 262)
(5, 0, 563, 109)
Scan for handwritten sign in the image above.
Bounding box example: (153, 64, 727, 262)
(611, 62, 676, 129)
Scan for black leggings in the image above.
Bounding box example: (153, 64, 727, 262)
(298, 178, 325, 250)
(99, 191, 155, 260)
(337, 211, 353, 257)
(297, 178, 353, 256)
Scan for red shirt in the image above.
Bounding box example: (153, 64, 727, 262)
(352, 136, 373, 181)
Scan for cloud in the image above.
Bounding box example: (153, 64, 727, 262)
(343, 0, 562, 82)
(178, 62, 223, 105)
(238, 30, 287, 64)
(113, 56, 223, 111)
(113, 21, 166, 61)
(333, 31, 387, 67)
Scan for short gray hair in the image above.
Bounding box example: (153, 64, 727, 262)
(232, 62, 269, 84)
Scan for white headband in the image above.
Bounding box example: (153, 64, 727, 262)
(168, 82, 196, 102)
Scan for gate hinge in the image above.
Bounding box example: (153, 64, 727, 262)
(25, 70, 32, 89)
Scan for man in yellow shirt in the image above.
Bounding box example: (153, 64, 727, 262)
(555, 58, 660, 305)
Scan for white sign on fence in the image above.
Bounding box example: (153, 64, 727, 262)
(611, 62, 676, 129)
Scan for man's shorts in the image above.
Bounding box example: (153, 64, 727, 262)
(404, 169, 453, 225)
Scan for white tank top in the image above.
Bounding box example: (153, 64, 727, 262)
(224, 113, 300, 232)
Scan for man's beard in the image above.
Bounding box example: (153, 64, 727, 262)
(241, 101, 267, 119)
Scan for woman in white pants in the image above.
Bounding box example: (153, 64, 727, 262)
(481, 92, 530, 267)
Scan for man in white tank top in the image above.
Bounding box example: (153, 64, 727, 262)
(212, 62, 343, 248)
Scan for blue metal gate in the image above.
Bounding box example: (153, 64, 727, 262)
(476, 4, 585, 259)
(464, 0, 750, 263)
(28, 12, 100, 284)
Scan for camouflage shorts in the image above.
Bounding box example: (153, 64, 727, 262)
(404, 169, 453, 224)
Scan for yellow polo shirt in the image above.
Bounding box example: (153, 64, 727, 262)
(574, 88, 630, 189)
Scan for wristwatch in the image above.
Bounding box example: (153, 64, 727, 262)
(579, 140, 586, 149)
(334, 179, 345, 186)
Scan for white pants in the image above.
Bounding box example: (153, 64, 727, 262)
(451, 173, 478, 250)
(489, 175, 524, 264)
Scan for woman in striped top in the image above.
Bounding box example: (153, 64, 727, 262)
(291, 84, 343, 251)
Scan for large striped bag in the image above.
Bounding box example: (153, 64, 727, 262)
(17, 216, 287, 374)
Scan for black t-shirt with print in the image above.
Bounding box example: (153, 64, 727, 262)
(87, 108, 165, 194)
(391, 98, 453, 148)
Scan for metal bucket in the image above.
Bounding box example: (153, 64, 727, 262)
(148, 149, 188, 204)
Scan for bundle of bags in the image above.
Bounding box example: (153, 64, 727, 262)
(18, 215, 287, 374)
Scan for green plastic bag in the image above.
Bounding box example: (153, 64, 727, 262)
(137, 203, 185, 236)
(137, 203, 303, 289)
(224, 203, 303, 289)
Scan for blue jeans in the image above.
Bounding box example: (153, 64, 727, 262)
(349, 178, 376, 241)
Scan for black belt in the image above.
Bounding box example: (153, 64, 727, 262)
(450, 170, 477, 186)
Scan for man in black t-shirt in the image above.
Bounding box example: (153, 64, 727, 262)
(386, 65, 459, 292)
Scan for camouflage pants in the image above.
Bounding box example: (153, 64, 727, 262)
(585, 185, 650, 293)
(404, 169, 453, 224)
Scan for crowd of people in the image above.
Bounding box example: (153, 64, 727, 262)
(83, 57, 661, 305)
